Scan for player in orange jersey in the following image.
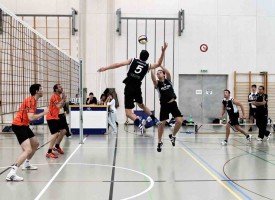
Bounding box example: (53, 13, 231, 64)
(6, 84, 49, 181)
(46, 84, 67, 159)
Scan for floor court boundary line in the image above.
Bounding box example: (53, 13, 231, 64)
(34, 137, 87, 200)
(0, 139, 53, 176)
(179, 142, 252, 200)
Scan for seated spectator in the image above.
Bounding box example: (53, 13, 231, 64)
(86, 92, 97, 105)
(99, 93, 107, 105)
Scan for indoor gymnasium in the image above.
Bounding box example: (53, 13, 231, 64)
(1, 0, 275, 199)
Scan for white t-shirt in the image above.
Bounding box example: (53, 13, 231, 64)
(107, 99, 116, 112)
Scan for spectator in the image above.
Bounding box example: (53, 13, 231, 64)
(252, 86, 271, 141)
(106, 93, 117, 134)
(86, 92, 97, 105)
(248, 84, 257, 132)
(99, 93, 107, 105)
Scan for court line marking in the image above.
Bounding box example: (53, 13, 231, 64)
(14, 162, 154, 200)
(179, 143, 252, 200)
(68, 163, 154, 200)
(34, 137, 87, 200)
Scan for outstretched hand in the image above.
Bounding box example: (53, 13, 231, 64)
(98, 67, 106, 72)
(162, 42, 168, 52)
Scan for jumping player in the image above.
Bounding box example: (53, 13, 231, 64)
(98, 43, 168, 135)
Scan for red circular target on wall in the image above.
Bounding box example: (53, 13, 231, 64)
(200, 44, 208, 52)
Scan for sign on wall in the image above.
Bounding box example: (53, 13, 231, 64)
(200, 44, 208, 52)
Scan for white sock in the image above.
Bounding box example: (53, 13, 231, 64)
(24, 160, 30, 167)
(9, 165, 18, 175)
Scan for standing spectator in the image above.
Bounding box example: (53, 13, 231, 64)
(252, 86, 271, 141)
(61, 102, 71, 138)
(106, 93, 117, 134)
(248, 84, 257, 132)
(86, 92, 97, 105)
(99, 93, 107, 105)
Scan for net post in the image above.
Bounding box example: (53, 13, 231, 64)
(79, 59, 84, 144)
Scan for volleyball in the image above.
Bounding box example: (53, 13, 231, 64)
(138, 35, 148, 44)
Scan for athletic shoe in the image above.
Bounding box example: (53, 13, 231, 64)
(246, 134, 252, 143)
(267, 132, 272, 141)
(142, 119, 146, 132)
(137, 119, 145, 135)
(22, 165, 38, 170)
(257, 137, 263, 142)
(154, 118, 162, 126)
(46, 152, 58, 159)
(139, 126, 145, 135)
(6, 174, 23, 181)
(53, 147, 64, 154)
(157, 142, 163, 152)
(221, 140, 227, 145)
(169, 134, 176, 146)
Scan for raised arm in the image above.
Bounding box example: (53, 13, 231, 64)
(98, 59, 132, 72)
(160, 66, 171, 81)
(56, 92, 67, 109)
(150, 68, 158, 87)
(151, 43, 168, 69)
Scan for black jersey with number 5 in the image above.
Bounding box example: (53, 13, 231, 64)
(123, 58, 150, 86)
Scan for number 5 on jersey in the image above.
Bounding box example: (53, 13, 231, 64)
(134, 65, 143, 74)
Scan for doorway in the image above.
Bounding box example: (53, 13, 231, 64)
(178, 75, 228, 123)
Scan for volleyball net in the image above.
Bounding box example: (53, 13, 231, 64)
(0, 4, 80, 122)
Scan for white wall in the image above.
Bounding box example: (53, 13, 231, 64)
(1, 0, 275, 124)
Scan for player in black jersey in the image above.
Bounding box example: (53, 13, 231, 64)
(98, 43, 168, 135)
(151, 66, 182, 152)
(251, 86, 271, 141)
(220, 89, 252, 145)
(248, 84, 257, 132)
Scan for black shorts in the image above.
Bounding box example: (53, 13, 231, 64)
(229, 113, 239, 126)
(47, 119, 66, 135)
(58, 114, 69, 131)
(124, 85, 143, 109)
(249, 108, 256, 117)
(159, 101, 182, 121)
(12, 124, 35, 145)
